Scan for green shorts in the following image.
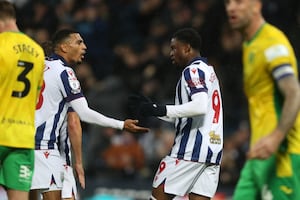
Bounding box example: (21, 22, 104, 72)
(0, 146, 34, 191)
(233, 153, 300, 200)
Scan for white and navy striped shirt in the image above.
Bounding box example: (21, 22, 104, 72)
(169, 57, 223, 164)
(59, 106, 72, 165)
(35, 54, 83, 150)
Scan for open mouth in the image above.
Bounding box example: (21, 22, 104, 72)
(228, 15, 237, 24)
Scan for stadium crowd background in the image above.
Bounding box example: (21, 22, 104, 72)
(10, 0, 300, 199)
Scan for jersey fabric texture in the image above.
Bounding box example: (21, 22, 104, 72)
(169, 57, 223, 164)
(35, 54, 84, 150)
(0, 32, 44, 148)
(233, 23, 300, 200)
(243, 23, 300, 153)
(59, 107, 73, 166)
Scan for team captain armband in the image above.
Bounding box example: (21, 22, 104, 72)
(272, 64, 295, 80)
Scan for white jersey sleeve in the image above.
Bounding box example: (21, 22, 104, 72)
(70, 97, 124, 130)
(166, 92, 208, 118)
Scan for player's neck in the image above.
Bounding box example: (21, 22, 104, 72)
(0, 19, 19, 33)
(244, 16, 265, 41)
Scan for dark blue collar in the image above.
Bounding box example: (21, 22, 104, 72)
(49, 53, 69, 67)
(188, 57, 207, 65)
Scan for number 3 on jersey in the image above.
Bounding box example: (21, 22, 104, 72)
(36, 80, 45, 110)
(12, 60, 33, 98)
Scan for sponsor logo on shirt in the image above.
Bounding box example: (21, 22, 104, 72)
(187, 78, 205, 88)
(209, 131, 221, 144)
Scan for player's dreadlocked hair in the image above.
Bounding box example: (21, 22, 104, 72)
(172, 28, 202, 52)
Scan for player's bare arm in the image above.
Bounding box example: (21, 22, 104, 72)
(248, 75, 300, 159)
(67, 112, 85, 189)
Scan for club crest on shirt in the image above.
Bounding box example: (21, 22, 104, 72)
(66, 69, 81, 94)
(68, 78, 81, 94)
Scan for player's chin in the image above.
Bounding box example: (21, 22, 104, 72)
(76, 58, 84, 64)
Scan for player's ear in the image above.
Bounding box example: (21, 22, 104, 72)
(184, 43, 192, 54)
(253, 0, 262, 14)
(60, 43, 68, 53)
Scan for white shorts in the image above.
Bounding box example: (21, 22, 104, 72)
(152, 156, 220, 198)
(62, 165, 78, 200)
(31, 150, 64, 190)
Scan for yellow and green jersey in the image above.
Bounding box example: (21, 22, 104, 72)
(0, 32, 44, 149)
(243, 23, 300, 153)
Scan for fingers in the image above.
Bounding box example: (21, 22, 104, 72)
(130, 122, 149, 133)
(79, 174, 85, 189)
(124, 119, 149, 133)
(247, 145, 272, 159)
(75, 164, 85, 189)
(133, 126, 150, 133)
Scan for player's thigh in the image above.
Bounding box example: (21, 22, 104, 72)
(7, 189, 29, 200)
(189, 193, 210, 200)
(1, 147, 34, 191)
(29, 189, 39, 200)
(42, 190, 61, 200)
(152, 184, 174, 200)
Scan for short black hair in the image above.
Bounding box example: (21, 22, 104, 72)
(172, 28, 202, 52)
(0, 1, 16, 20)
(52, 29, 78, 47)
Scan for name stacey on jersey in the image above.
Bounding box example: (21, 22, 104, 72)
(13, 43, 40, 58)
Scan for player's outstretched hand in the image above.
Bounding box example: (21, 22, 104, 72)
(123, 119, 149, 133)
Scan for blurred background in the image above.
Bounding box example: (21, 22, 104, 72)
(7, 0, 300, 199)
